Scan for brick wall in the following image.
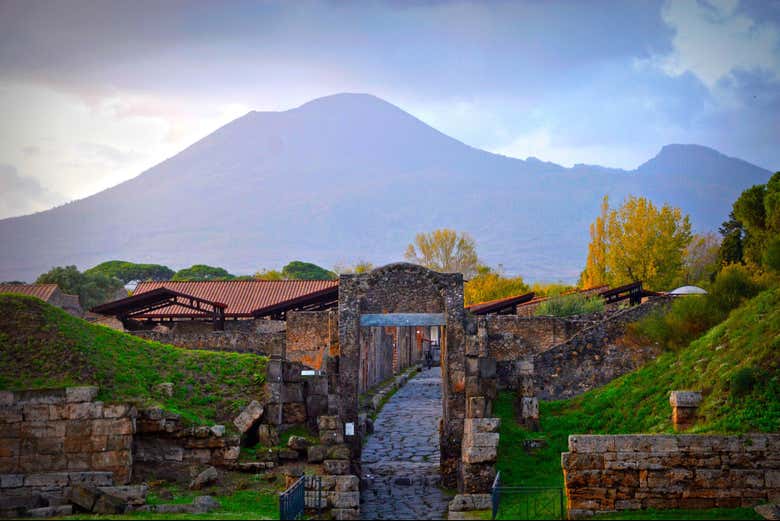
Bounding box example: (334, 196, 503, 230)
(562, 434, 780, 518)
(132, 319, 286, 356)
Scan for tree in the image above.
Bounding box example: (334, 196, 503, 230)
(404, 229, 479, 278)
(333, 261, 375, 275)
(172, 265, 234, 281)
(464, 265, 529, 305)
(684, 232, 721, 284)
(721, 172, 780, 269)
(281, 261, 337, 280)
(36, 265, 124, 309)
(718, 212, 744, 265)
(580, 195, 692, 291)
(580, 196, 609, 288)
(85, 260, 174, 283)
(254, 269, 285, 280)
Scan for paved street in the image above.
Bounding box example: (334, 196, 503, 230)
(361, 366, 452, 520)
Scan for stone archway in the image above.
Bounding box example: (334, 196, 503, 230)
(337, 263, 467, 488)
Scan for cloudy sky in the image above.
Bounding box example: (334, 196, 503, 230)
(1, 0, 778, 219)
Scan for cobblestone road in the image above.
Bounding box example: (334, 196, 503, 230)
(361, 366, 452, 520)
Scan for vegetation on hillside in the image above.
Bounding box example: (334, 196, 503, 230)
(36, 265, 125, 309)
(498, 286, 780, 490)
(580, 195, 692, 291)
(0, 295, 267, 426)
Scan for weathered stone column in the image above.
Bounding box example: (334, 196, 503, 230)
(669, 390, 702, 431)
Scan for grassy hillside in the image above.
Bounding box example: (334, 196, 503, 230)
(0, 294, 267, 427)
(495, 288, 779, 519)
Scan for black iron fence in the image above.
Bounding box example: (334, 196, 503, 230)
(491, 471, 565, 520)
(280, 475, 322, 520)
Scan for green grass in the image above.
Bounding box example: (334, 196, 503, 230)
(591, 507, 761, 520)
(495, 287, 780, 519)
(0, 294, 268, 427)
(65, 489, 279, 520)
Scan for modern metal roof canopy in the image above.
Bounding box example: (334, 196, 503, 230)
(91, 287, 227, 330)
(669, 285, 708, 295)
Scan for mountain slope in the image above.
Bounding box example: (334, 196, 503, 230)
(0, 93, 772, 282)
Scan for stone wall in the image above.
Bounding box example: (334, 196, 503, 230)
(132, 408, 238, 482)
(0, 387, 133, 484)
(562, 434, 780, 518)
(532, 298, 671, 400)
(286, 311, 336, 370)
(485, 315, 594, 389)
(0, 387, 133, 515)
(338, 263, 468, 489)
(132, 319, 286, 356)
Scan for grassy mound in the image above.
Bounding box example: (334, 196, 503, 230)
(0, 294, 267, 427)
(496, 287, 779, 519)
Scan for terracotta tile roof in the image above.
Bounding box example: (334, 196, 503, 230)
(0, 283, 59, 301)
(133, 280, 339, 318)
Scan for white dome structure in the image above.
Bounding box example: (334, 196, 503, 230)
(669, 285, 708, 295)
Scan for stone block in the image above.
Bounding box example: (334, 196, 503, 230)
(332, 508, 360, 520)
(465, 357, 480, 377)
(66, 387, 99, 403)
(287, 435, 311, 451)
(256, 424, 279, 447)
(27, 505, 74, 518)
(281, 384, 304, 403)
(189, 466, 218, 490)
(464, 432, 499, 448)
(323, 459, 350, 475)
(467, 396, 487, 418)
(318, 415, 342, 431)
(479, 358, 497, 379)
(521, 397, 539, 420)
(320, 429, 344, 446)
(22, 404, 50, 422)
(92, 492, 127, 515)
(278, 449, 299, 461)
(463, 418, 500, 434)
(327, 444, 351, 460)
(304, 376, 328, 397)
(334, 475, 359, 492)
(67, 402, 104, 420)
(307, 445, 327, 463)
(233, 401, 264, 434)
(463, 445, 497, 464)
(330, 491, 359, 509)
(448, 493, 492, 511)
(210, 425, 225, 437)
(283, 363, 303, 383)
(0, 392, 14, 406)
(102, 404, 132, 419)
(282, 402, 307, 424)
(306, 395, 329, 418)
(67, 484, 100, 511)
(68, 472, 114, 487)
(24, 472, 70, 487)
(0, 474, 24, 488)
(669, 391, 702, 408)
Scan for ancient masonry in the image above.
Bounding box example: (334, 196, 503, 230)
(562, 434, 780, 518)
(0, 387, 133, 516)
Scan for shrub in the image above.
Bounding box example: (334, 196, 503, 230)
(708, 264, 762, 313)
(764, 236, 780, 273)
(534, 293, 604, 317)
(730, 368, 757, 398)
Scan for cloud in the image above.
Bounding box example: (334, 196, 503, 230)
(655, 0, 780, 87)
(0, 164, 62, 219)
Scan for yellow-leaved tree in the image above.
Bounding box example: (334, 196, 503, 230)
(579, 195, 609, 288)
(404, 229, 479, 278)
(464, 265, 529, 305)
(580, 195, 692, 291)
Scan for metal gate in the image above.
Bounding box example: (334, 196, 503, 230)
(280, 475, 322, 520)
(491, 472, 565, 520)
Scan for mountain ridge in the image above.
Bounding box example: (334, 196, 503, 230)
(0, 93, 772, 283)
